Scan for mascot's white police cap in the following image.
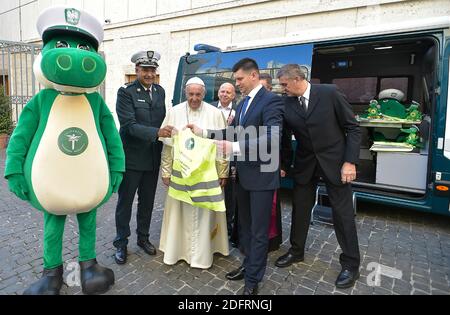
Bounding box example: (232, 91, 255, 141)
(185, 77, 205, 87)
(378, 88, 405, 102)
(131, 51, 161, 68)
(36, 6, 104, 49)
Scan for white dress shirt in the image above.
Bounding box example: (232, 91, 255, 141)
(298, 82, 311, 110)
(217, 101, 235, 121)
(232, 84, 264, 155)
(241, 84, 263, 116)
(139, 82, 153, 100)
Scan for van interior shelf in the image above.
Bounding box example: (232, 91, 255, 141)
(357, 120, 421, 128)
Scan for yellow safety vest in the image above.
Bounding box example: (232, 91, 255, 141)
(168, 129, 225, 212)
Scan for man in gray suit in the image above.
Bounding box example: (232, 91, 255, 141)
(259, 73, 273, 91)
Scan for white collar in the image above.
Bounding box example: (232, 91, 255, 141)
(187, 101, 203, 113)
(139, 82, 152, 91)
(247, 84, 263, 99)
(300, 82, 311, 101)
(218, 101, 233, 110)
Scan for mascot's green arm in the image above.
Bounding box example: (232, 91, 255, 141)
(4, 92, 43, 178)
(98, 95, 125, 173)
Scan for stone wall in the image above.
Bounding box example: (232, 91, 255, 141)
(1, 0, 449, 120)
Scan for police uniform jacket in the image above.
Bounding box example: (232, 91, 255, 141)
(116, 80, 166, 171)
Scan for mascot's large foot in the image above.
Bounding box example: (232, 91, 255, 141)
(23, 265, 63, 295)
(80, 259, 114, 295)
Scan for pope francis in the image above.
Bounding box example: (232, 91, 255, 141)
(159, 77, 230, 268)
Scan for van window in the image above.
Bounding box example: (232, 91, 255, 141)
(332, 77, 377, 103)
(380, 77, 409, 98)
(174, 44, 314, 105)
(210, 68, 281, 103)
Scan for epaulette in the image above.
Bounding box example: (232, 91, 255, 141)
(153, 83, 164, 91)
(121, 82, 133, 89)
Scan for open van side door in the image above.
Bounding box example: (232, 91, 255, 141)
(442, 40, 450, 159)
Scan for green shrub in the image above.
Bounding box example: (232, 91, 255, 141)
(0, 89, 13, 135)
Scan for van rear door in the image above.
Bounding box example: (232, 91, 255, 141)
(434, 36, 450, 214)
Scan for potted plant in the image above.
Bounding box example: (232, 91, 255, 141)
(0, 89, 13, 149)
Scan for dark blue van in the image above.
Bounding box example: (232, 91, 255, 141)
(172, 18, 450, 216)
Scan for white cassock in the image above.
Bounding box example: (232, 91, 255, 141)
(159, 101, 229, 269)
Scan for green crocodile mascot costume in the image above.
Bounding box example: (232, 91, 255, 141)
(4, 6, 125, 295)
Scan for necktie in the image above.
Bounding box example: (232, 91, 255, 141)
(147, 89, 153, 102)
(299, 96, 306, 113)
(239, 96, 251, 125)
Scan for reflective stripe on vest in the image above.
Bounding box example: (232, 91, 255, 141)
(168, 129, 226, 212)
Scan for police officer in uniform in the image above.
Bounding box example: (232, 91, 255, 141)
(114, 50, 174, 264)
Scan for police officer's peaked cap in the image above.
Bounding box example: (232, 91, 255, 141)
(131, 51, 161, 68)
(36, 6, 104, 50)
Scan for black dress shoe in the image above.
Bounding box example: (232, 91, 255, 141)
(241, 285, 258, 295)
(275, 252, 304, 268)
(225, 265, 245, 281)
(137, 239, 157, 255)
(335, 269, 360, 289)
(23, 265, 63, 295)
(80, 259, 115, 295)
(115, 247, 127, 265)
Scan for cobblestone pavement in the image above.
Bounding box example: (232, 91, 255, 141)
(1, 149, 449, 295)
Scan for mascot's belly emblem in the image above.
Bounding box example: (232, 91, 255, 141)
(31, 94, 109, 214)
(58, 127, 89, 155)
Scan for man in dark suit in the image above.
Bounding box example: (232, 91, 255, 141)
(259, 73, 273, 91)
(188, 58, 284, 295)
(275, 64, 361, 288)
(113, 50, 174, 264)
(211, 82, 237, 239)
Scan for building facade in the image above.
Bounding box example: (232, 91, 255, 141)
(1, 0, 449, 118)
